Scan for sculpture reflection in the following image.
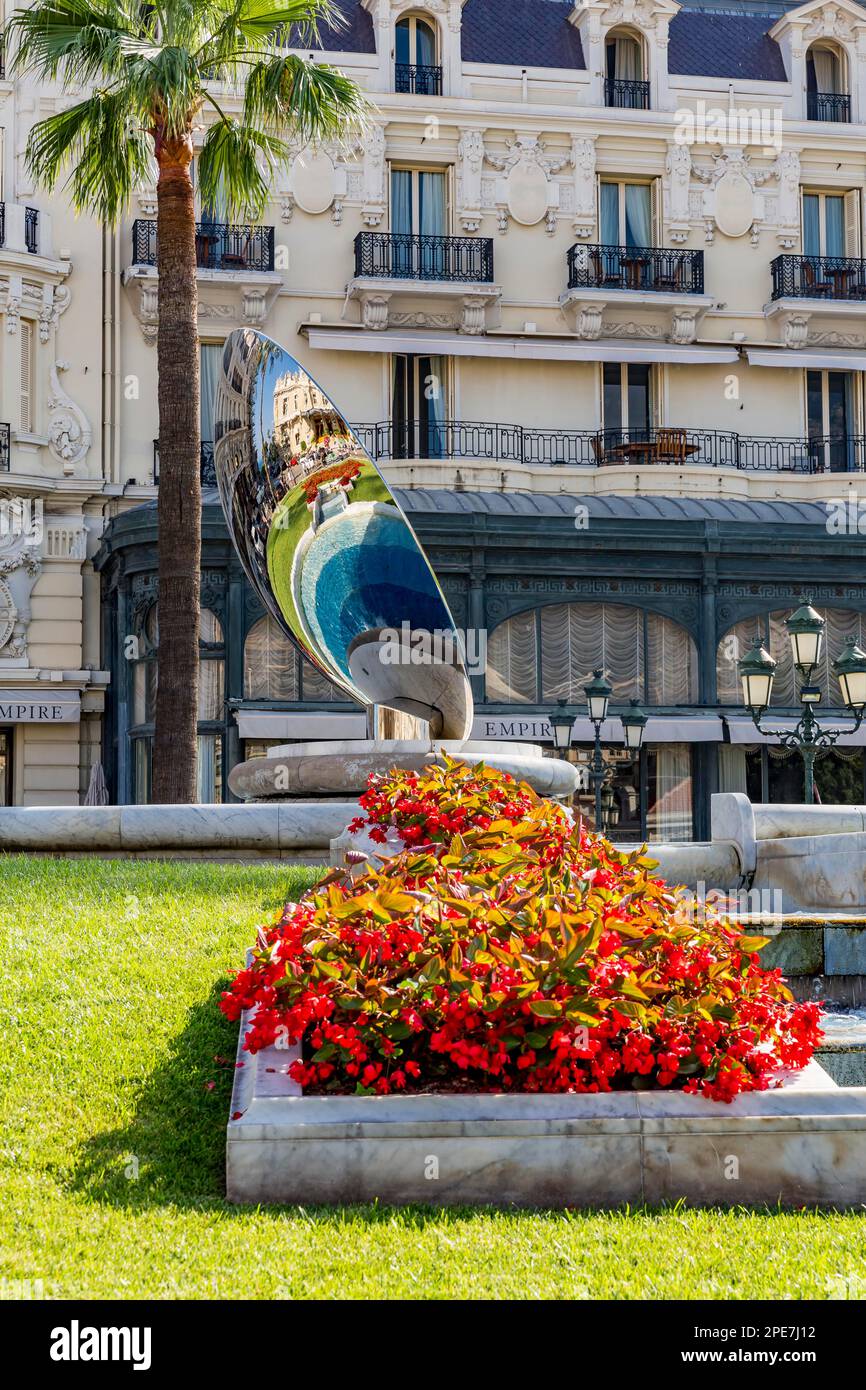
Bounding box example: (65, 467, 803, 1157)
(213, 329, 472, 739)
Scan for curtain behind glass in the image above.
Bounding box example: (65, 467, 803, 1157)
(391, 169, 413, 235)
(244, 615, 299, 700)
(624, 184, 651, 248)
(802, 194, 820, 257)
(487, 611, 536, 703)
(420, 353, 444, 457)
(824, 196, 845, 256)
(540, 603, 642, 703)
(200, 344, 222, 443)
(718, 745, 748, 794)
(600, 183, 619, 245)
(811, 47, 837, 93)
(647, 613, 698, 704)
(648, 745, 692, 842)
(419, 172, 447, 277)
(614, 36, 640, 80)
(395, 19, 410, 66)
(196, 734, 222, 804)
(415, 20, 436, 67)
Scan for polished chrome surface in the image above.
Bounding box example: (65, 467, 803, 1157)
(212, 328, 472, 739)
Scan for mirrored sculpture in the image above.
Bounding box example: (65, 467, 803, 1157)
(213, 329, 473, 739)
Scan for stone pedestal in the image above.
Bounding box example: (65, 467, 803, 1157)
(228, 739, 579, 803)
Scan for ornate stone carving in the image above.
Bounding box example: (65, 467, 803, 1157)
(486, 133, 570, 234)
(458, 128, 486, 233)
(782, 311, 811, 350)
(670, 306, 700, 345)
(241, 288, 268, 326)
(360, 124, 387, 228)
(574, 302, 604, 340)
(47, 360, 93, 473)
(360, 292, 391, 330)
(768, 149, 801, 249)
(460, 295, 488, 335)
(665, 142, 692, 242)
(0, 522, 41, 661)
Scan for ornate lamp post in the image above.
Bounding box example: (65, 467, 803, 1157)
(584, 672, 648, 832)
(738, 598, 866, 803)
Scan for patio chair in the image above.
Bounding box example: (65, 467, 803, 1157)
(655, 427, 688, 463)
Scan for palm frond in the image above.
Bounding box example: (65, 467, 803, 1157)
(26, 91, 152, 221)
(197, 117, 290, 219)
(243, 51, 370, 147)
(6, 0, 152, 84)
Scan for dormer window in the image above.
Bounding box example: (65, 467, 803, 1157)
(605, 30, 649, 110)
(395, 14, 441, 96)
(806, 42, 850, 122)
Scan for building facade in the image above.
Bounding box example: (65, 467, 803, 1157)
(11, 0, 866, 835)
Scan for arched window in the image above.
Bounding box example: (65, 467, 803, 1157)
(243, 615, 344, 703)
(395, 13, 441, 95)
(806, 42, 850, 121)
(486, 603, 698, 706)
(717, 606, 866, 707)
(605, 30, 648, 109)
(130, 604, 226, 803)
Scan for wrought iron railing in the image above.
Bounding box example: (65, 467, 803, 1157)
(567, 242, 705, 295)
(0, 423, 10, 472)
(354, 231, 494, 283)
(395, 62, 442, 95)
(354, 421, 866, 474)
(604, 77, 650, 109)
(0, 204, 39, 253)
(739, 434, 866, 473)
(132, 219, 275, 272)
(771, 253, 866, 300)
(24, 207, 38, 254)
(152, 441, 216, 486)
(807, 91, 851, 122)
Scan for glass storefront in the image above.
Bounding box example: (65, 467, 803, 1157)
(570, 743, 694, 842)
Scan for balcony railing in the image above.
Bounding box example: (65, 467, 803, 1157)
(771, 253, 866, 300)
(807, 91, 851, 122)
(567, 243, 705, 295)
(0, 204, 39, 254)
(604, 77, 650, 109)
(152, 441, 216, 487)
(24, 207, 38, 254)
(354, 420, 866, 473)
(395, 62, 442, 96)
(0, 423, 10, 472)
(354, 231, 494, 283)
(132, 219, 275, 272)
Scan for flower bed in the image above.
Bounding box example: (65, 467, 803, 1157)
(221, 758, 822, 1103)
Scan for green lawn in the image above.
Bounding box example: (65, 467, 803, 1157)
(1, 856, 864, 1301)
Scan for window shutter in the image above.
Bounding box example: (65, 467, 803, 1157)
(19, 321, 32, 433)
(844, 189, 861, 256)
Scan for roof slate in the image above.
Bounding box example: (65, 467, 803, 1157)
(669, 11, 788, 81)
(461, 0, 585, 70)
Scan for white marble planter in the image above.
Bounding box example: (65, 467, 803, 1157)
(226, 1014, 866, 1208)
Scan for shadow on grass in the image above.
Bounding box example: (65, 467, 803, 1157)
(66, 979, 839, 1228)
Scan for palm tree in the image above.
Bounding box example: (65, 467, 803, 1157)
(8, 0, 369, 802)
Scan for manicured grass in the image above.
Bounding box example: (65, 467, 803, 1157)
(1, 856, 864, 1301)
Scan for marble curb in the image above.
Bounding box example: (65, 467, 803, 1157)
(227, 1016, 866, 1207)
(0, 802, 358, 853)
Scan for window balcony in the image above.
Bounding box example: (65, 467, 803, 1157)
(132, 218, 275, 272)
(355, 420, 866, 475)
(394, 62, 442, 96)
(567, 243, 704, 295)
(771, 253, 866, 301)
(604, 77, 650, 110)
(0, 423, 10, 472)
(354, 232, 494, 284)
(152, 441, 216, 488)
(348, 232, 500, 334)
(561, 243, 711, 343)
(0, 203, 40, 255)
(807, 91, 850, 122)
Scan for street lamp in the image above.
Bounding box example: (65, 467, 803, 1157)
(548, 698, 575, 753)
(621, 698, 649, 754)
(739, 599, 866, 803)
(548, 679, 648, 834)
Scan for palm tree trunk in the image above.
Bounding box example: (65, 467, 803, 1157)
(152, 132, 201, 804)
